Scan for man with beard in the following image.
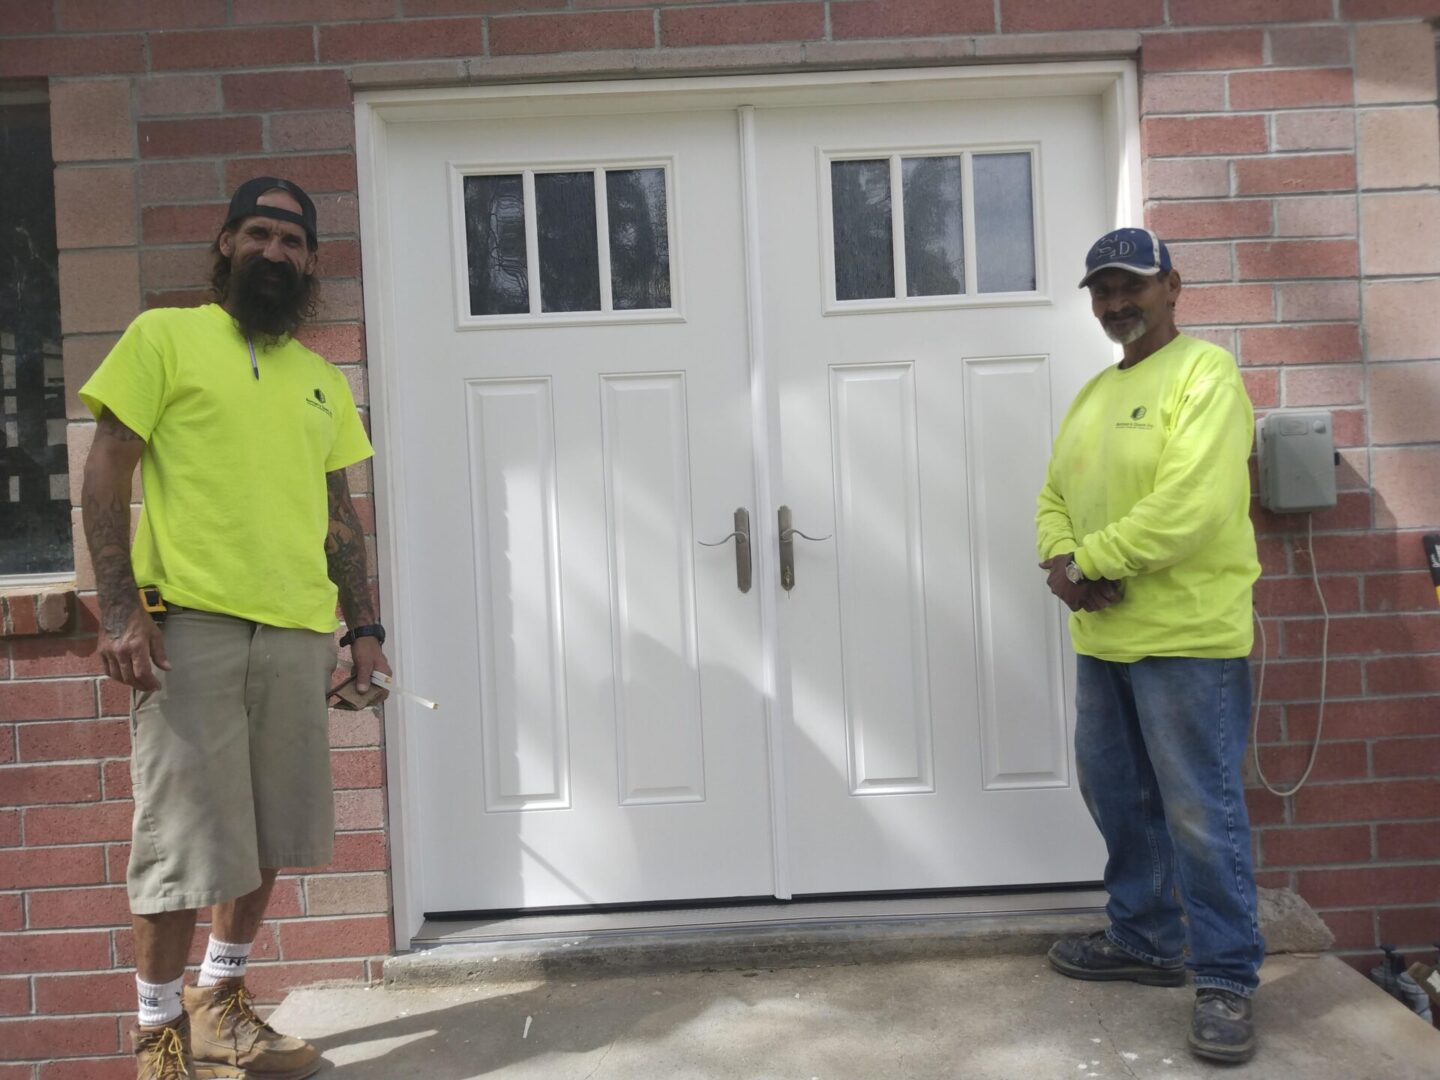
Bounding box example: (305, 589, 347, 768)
(1035, 228, 1264, 1064)
(80, 177, 389, 1080)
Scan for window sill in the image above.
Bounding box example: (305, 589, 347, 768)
(0, 586, 77, 638)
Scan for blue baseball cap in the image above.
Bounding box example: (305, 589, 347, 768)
(1079, 227, 1172, 288)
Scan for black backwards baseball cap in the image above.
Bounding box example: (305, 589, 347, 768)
(223, 176, 319, 249)
(1079, 227, 1171, 288)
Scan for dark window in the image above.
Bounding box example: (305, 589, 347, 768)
(829, 150, 1039, 303)
(535, 171, 600, 314)
(831, 158, 895, 301)
(606, 168, 670, 311)
(463, 173, 530, 316)
(462, 167, 674, 319)
(973, 152, 1037, 294)
(902, 155, 965, 298)
(0, 89, 68, 576)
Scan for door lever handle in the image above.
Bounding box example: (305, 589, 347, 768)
(777, 505, 830, 592)
(779, 526, 831, 542)
(699, 508, 752, 593)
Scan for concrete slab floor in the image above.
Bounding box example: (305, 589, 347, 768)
(270, 953, 1440, 1079)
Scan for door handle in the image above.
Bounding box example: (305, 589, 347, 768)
(698, 508, 752, 593)
(777, 505, 831, 592)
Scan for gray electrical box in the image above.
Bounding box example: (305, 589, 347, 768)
(1257, 410, 1337, 513)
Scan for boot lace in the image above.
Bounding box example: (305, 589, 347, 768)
(216, 985, 278, 1041)
(139, 1023, 189, 1079)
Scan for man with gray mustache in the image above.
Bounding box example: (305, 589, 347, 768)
(1036, 228, 1264, 1064)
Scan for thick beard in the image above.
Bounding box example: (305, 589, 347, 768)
(227, 257, 315, 343)
(1103, 314, 1148, 346)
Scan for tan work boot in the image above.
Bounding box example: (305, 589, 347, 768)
(133, 1013, 195, 1079)
(184, 983, 321, 1079)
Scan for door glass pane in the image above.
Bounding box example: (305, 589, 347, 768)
(973, 152, 1037, 294)
(831, 159, 894, 301)
(463, 174, 529, 316)
(606, 168, 671, 311)
(901, 156, 964, 297)
(536, 171, 601, 313)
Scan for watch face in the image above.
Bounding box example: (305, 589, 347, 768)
(1066, 560, 1084, 584)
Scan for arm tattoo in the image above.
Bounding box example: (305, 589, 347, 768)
(325, 470, 376, 629)
(83, 411, 144, 639)
(98, 411, 143, 443)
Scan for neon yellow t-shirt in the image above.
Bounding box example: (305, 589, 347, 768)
(79, 304, 374, 632)
(1035, 334, 1260, 662)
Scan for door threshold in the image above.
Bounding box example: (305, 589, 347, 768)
(411, 886, 1106, 946)
(390, 888, 1108, 986)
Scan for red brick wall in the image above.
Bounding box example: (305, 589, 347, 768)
(2, 0, 1439, 1072)
(1144, 14, 1440, 968)
(0, 610, 390, 1075)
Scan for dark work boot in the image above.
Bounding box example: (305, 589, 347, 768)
(1047, 930, 1187, 987)
(1188, 987, 1256, 1063)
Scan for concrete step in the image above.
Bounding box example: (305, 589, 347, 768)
(385, 885, 1339, 989)
(272, 953, 1440, 1079)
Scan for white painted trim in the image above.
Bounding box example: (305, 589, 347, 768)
(821, 293, 1054, 317)
(815, 143, 838, 315)
(1102, 63, 1145, 233)
(594, 166, 615, 314)
(355, 63, 1133, 120)
(354, 96, 425, 950)
(522, 169, 541, 314)
(354, 59, 1141, 942)
(1024, 144, 1050, 299)
(960, 151, 979, 298)
(739, 105, 792, 901)
(447, 309, 688, 331)
(888, 154, 907, 301)
(0, 571, 74, 590)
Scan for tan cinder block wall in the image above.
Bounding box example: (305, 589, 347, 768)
(2, 2, 1438, 1072)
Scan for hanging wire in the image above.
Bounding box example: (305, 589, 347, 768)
(1252, 514, 1330, 798)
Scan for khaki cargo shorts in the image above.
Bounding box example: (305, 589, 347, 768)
(128, 608, 339, 914)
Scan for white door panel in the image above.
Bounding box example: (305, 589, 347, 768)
(755, 96, 1111, 893)
(828, 362, 933, 796)
(386, 110, 774, 912)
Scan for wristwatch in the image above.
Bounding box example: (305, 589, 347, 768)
(1064, 557, 1087, 585)
(339, 623, 386, 648)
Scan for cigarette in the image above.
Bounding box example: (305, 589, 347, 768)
(369, 671, 439, 710)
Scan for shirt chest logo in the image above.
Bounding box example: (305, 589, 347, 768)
(304, 387, 333, 418)
(1115, 403, 1154, 430)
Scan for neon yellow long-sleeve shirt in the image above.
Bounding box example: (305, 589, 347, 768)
(1035, 334, 1260, 662)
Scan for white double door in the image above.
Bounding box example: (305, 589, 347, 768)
(380, 85, 1114, 914)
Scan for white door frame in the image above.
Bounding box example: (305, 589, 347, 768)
(354, 60, 1142, 949)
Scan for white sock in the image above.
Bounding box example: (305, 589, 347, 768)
(197, 937, 252, 987)
(137, 975, 184, 1027)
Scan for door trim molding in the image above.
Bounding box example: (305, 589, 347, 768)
(356, 60, 1142, 950)
(739, 104, 792, 900)
(354, 95, 427, 946)
(357, 61, 1137, 121)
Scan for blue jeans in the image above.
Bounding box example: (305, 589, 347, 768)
(1075, 654, 1263, 996)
